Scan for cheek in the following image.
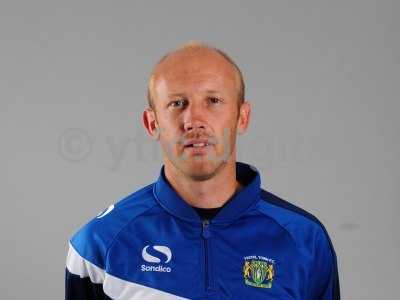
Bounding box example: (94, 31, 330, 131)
(158, 126, 182, 153)
(157, 115, 180, 137)
(159, 131, 177, 146)
(214, 119, 238, 150)
(158, 136, 179, 158)
(215, 114, 239, 135)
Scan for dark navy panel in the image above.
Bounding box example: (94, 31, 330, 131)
(65, 268, 111, 300)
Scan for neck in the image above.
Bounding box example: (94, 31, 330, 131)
(163, 157, 242, 209)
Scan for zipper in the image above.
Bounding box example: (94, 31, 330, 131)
(202, 219, 213, 293)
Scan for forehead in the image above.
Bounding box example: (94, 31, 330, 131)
(151, 48, 239, 98)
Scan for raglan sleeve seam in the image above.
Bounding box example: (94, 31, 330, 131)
(104, 203, 158, 271)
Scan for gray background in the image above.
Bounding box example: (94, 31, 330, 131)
(1, 0, 399, 299)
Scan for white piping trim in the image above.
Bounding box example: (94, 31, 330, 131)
(104, 273, 189, 300)
(66, 243, 189, 299)
(66, 243, 105, 284)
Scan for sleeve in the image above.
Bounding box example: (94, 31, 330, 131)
(65, 268, 111, 300)
(308, 227, 341, 300)
(65, 243, 112, 300)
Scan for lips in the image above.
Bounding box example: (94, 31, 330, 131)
(183, 139, 214, 148)
(181, 138, 215, 156)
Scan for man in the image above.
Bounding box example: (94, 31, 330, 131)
(65, 42, 340, 299)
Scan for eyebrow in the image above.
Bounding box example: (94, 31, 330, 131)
(167, 90, 220, 97)
(204, 89, 220, 94)
(167, 92, 186, 98)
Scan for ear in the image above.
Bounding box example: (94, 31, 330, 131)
(142, 108, 160, 140)
(237, 101, 251, 135)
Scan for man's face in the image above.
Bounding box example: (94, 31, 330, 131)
(145, 49, 249, 181)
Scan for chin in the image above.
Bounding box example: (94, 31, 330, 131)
(185, 168, 217, 181)
(180, 158, 226, 182)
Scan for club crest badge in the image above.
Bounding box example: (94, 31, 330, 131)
(243, 255, 275, 289)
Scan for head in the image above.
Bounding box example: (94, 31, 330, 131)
(142, 41, 251, 181)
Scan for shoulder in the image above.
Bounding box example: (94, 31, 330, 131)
(257, 189, 339, 297)
(257, 189, 336, 259)
(68, 183, 158, 269)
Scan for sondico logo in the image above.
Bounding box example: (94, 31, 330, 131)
(141, 245, 172, 273)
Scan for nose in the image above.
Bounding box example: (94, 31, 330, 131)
(182, 102, 208, 132)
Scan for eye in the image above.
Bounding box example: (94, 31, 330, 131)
(169, 99, 187, 108)
(209, 97, 222, 104)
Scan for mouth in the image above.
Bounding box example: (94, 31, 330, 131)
(183, 138, 214, 148)
(182, 139, 214, 155)
(184, 142, 212, 148)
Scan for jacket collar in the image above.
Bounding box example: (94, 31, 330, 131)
(153, 161, 261, 223)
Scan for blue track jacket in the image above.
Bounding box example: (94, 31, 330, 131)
(65, 162, 340, 299)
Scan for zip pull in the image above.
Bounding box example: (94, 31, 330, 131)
(202, 219, 211, 239)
